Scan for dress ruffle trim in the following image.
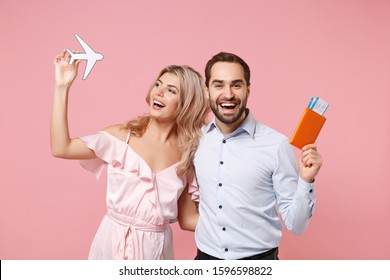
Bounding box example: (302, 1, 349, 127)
(79, 131, 153, 181)
(187, 175, 199, 203)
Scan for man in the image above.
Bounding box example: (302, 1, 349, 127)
(190, 52, 322, 260)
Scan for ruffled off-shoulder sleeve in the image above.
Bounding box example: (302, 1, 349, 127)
(188, 175, 200, 203)
(79, 131, 127, 179)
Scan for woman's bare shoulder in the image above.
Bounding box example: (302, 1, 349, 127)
(102, 124, 129, 142)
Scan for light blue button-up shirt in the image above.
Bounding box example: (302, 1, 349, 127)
(194, 111, 315, 259)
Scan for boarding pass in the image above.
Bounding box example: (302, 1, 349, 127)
(308, 97, 329, 116)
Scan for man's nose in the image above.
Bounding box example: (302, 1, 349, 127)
(222, 86, 234, 99)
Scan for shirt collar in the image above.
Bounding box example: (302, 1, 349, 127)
(205, 109, 256, 138)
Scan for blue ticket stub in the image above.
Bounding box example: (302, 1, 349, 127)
(308, 97, 329, 115)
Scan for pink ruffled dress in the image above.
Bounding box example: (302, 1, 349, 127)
(79, 131, 198, 260)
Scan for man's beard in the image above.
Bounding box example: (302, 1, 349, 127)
(210, 97, 248, 125)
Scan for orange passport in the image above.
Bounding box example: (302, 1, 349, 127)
(290, 107, 326, 149)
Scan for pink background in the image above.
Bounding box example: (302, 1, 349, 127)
(1, 0, 389, 260)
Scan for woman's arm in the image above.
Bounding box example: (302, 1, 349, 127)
(50, 50, 96, 159)
(178, 185, 199, 231)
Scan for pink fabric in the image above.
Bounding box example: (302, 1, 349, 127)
(188, 176, 200, 203)
(79, 131, 187, 260)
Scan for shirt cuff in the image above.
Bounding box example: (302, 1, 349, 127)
(296, 177, 315, 197)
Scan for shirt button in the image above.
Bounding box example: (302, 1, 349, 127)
(219, 205, 222, 209)
(218, 183, 222, 187)
(222, 227, 226, 231)
(222, 140, 226, 144)
(220, 161, 224, 165)
(309, 189, 313, 193)
(225, 248, 228, 252)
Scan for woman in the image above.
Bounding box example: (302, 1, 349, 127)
(51, 50, 208, 259)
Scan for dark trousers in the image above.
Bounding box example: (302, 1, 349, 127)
(195, 247, 279, 260)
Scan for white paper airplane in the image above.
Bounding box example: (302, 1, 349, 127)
(66, 34, 104, 80)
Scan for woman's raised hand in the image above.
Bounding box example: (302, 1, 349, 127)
(53, 49, 81, 88)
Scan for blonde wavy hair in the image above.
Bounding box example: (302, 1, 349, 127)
(125, 65, 209, 179)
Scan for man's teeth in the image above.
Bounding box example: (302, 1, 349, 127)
(221, 103, 236, 108)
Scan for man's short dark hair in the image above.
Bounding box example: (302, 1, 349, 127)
(205, 52, 251, 87)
